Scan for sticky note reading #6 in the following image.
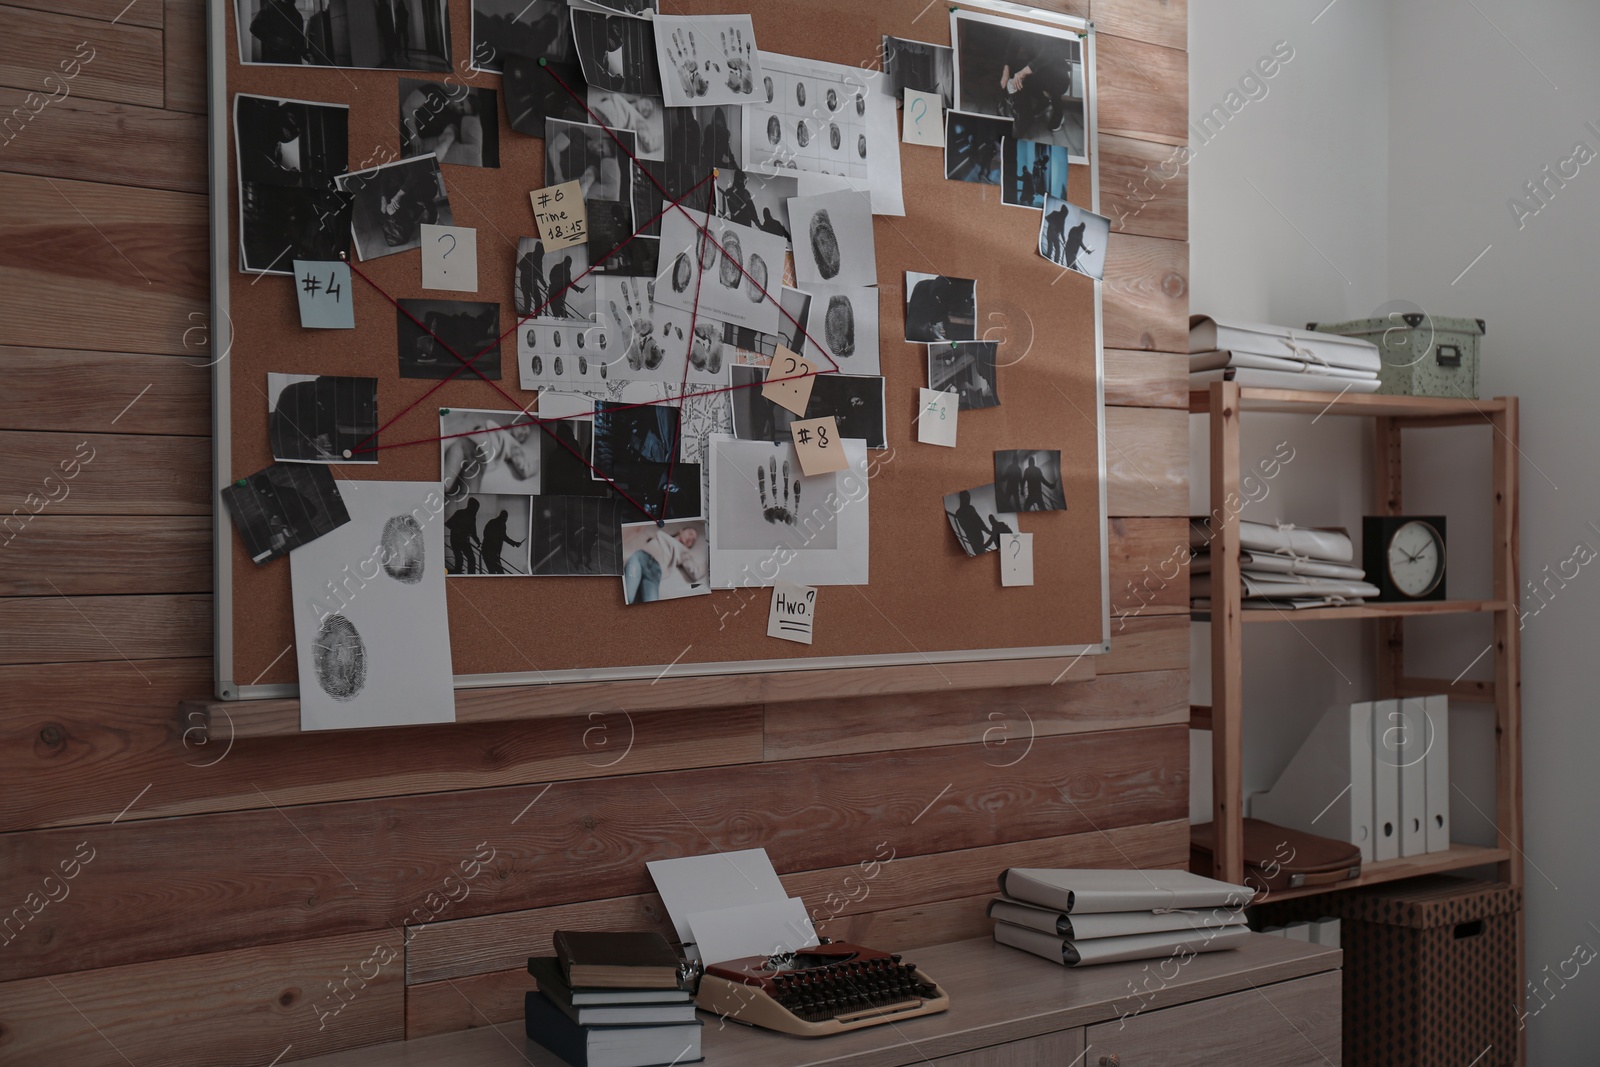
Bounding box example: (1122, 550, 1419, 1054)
(530, 180, 587, 251)
(767, 581, 818, 645)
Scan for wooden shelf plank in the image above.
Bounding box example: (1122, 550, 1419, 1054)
(1238, 599, 1508, 622)
(1262, 844, 1511, 903)
(1189, 386, 1509, 420)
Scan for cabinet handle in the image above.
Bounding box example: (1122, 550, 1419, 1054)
(1098, 1056, 1120, 1067)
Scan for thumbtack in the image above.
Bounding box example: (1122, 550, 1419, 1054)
(440, 407, 451, 414)
(538, 57, 548, 67)
(235, 478, 247, 487)
(341, 449, 353, 459)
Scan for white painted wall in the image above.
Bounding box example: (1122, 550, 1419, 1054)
(1187, 1, 1600, 1061)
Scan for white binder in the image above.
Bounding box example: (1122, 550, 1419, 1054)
(1371, 699, 1401, 861)
(1424, 695, 1452, 852)
(1397, 698, 1429, 857)
(1251, 702, 1374, 863)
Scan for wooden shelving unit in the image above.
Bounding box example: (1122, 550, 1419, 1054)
(1189, 381, 1523, 897)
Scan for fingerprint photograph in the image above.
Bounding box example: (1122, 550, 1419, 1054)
(288, 480, 455, 731)
(798, 283, 881, 376)
(652, 13, 764, 108)
(654, 207, 786, 334)
(787, 187, 878, 288)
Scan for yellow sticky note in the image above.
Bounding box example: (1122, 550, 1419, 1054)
(762, 346, 817, 416)
(790, 416, 848, 476)
(530, 180, 587, 251)
(999, 533, 1034, 587)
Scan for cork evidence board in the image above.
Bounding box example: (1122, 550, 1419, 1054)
(208, 0, 1108, 703)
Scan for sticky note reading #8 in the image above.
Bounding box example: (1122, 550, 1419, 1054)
(790, 415, 848, 477)
(767, 581, 818, 645)
(292, 260, 354, 329)
(999, 533, 1034, 587)
(762, 346, 817, 416)
(917, 387, 958, 447)
(530, 180, 587, 252)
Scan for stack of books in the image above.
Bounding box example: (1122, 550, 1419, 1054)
(526, 930, 702, 1067)
(989, 869, 1254, 967)
(1191, 519, 1380, 610)
(1189, 315, 1382, 394)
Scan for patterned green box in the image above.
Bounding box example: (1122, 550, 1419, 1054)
(1307, 315, 1484, 399)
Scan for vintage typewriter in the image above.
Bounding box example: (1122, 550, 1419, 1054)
(693, 939, 949, 1036)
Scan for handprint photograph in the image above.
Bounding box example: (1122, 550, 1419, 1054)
(708, 434, 870, 587)
(515, 237, 597, 321)
(943, 482, 1018, 557)
(571, 8, 662, 97)
(620, 517, 710, 604)
(952, 9, 1086, 159)
(438, 407, 541, 501)
(652, 13, 764, 108)
(337, 154, 453, 261)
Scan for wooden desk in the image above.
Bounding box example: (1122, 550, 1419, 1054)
(294, 934, 1342, 1066)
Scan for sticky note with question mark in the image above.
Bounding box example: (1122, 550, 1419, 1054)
(421, 224, 478, 292)
(999, 533, 1034, 587)
(903, 88, 945, 147)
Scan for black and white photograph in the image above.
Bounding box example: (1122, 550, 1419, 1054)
(593, 401, 678, 470)
(881, 35, 955, 108)
(439, 407, 541, 500)
(516, 236, 598, 320)
(720, 285, 809, 365)
(400, 79, 499, 167)
(538, 410, 608, 497)
(620, 517, 710, 604)
(502, 55, 588, 138)
(654, 207, 786, 335)
(608, 461, 702, 522)
(652, 13, 764, 107)
(397, 298, 502, 379)
(943, 482, 1017, 557)
(443, 492, 532, 575)
(221, 461, 350, 565)
(904, 272, 977, 343)
(234, 94, 351, 274)
(1038, 195, 1110, 280)
(993, 448, 1066, 512)
(470, 0, 573, 72)
(648, 301, 735, 386)
(529, 496, 625, 576)
(577, 0, 656, 14)
(237, 0, 452, 71)
(742, 53, 881, 191)
(944, 110, 1011, 185)
(600, 275, 663, 373)
(730, 367, 887, 450)
(929, 340, 1000, 410)
(572, 8, 662, 97)
(951, 8, 1086, 159)
(517, 319, 617, 390)
(708, 434, 871, 587)
(799, 284, 880, 375)
(337, 154, 453, 260)
(714, 167, 797, 242)
(267, 373, 378, 464)
(1001, 137, 1070, 208)
(588, 89, 666, 161)
(655, 104, 741, 203)
(288, 480, 454, 732)
(546, 118, 633, 203)
(788, 187, 877, 287)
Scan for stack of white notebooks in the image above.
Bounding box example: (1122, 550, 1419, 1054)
(1191, 519, 1380, 610)
(989, 869, 1255, 967)
(1190, 315, 1381, 394)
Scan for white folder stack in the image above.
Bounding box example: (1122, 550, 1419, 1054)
(1190, 519, 1381, 610)
(1252, 696, 1452, 864)
(988, 869, 1254, 967)
(1189, 315, 1382, 394)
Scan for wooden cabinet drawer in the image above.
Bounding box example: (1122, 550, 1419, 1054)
(1084, 970, 1341, 1067)
(931, 1029, 1084, 1066)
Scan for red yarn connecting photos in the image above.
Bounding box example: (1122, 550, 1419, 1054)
(344, 61, 843, 525)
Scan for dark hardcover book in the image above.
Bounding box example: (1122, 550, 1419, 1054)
(552, 930, 683, 989)
(525, 990, 704, 1067)
(529, 956, 695, 1019)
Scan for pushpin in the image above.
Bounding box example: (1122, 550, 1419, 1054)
(235, 478, 247, 487)
(341, 449, 353, 459)
(440, 407, 450, 414)
(538, 57, 547, 67)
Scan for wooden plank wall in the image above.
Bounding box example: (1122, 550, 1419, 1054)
(0, 0, 1190, 1061)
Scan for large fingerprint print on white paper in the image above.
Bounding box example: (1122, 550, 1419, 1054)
(381, 514, 425, 584)
(315, 614, 367, 702)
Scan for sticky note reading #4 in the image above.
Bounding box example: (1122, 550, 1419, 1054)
(917, 387, 958, 447)
(293, 260, 354, 329)
(530, 180, 587, 251)
(768, 581, 818, 645)
(999, 533, 1034, 587)
(791, 416, 848, 476)
(903, 88, 946, 147)
(761, 347, 817, 416)
(421, 224, 478, 293)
